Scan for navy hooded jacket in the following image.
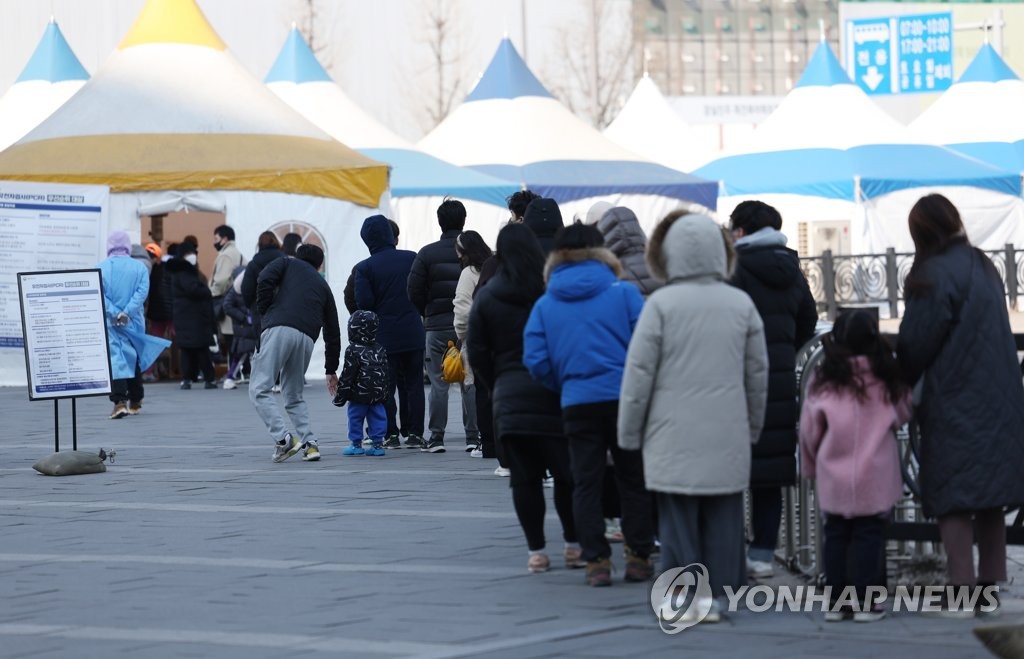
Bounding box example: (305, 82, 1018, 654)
(353, 215, 425, 354)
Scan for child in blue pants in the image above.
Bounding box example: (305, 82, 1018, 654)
(333, 310, 391, 456)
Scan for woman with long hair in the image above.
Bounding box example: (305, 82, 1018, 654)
(467, 224, 581, 573)
(452, 230, 492, 453)
(897, 193, 1024, 616)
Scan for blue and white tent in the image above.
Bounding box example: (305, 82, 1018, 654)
(910, 44, 1024, 175)
(418, 39, 717, 230)
(266, 28, 519, 249)
(696, 42, 1023, 253)
(0, 19, 89, 151)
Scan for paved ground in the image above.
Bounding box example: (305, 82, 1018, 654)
(1, 381, 1022, 658)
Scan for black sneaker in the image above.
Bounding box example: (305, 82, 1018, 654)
(465, 439, 481, 453)
(383, 435, 402, 450)
(404, 434, 426, 450)
(422, 437, 446, 453)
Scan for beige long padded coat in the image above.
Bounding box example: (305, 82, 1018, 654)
(617, 213, 769, 495)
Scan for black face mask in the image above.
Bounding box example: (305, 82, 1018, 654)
(213, 241, 224, 251)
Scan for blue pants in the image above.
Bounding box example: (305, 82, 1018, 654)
(348, 402, 387, 445)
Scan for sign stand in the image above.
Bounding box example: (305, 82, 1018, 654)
(51, 399, 80, 452)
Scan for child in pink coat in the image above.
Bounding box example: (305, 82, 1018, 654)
(800, 310, 911, 623)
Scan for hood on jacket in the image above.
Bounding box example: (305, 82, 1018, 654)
(544, 247, 622, 301)
(584, 200, 613, 225)
(165, 256, 197, 273)
(360, 215, 396, 255)
(524, 198, 564, 240)
(597, 207, 647, 258)
(735, 231, 803, 290)
(648, 213, 730, 282)
(107, 231, 131, 257)
(348, 309, 379, 345)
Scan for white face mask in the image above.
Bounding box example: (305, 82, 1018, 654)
(184, 254, 198, 266)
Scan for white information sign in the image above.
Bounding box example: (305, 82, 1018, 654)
(0, 180, 108, 349)
(17, 269, 112, 400)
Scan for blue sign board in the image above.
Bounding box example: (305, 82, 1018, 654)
(845, 12, 953, 95)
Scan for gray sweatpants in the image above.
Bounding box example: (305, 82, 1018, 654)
(424, 329, 478, 441)
(657, 491, 746, 599)
(249, 326, 317, 447)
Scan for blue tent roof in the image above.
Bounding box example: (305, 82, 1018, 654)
(264, 27, 332, 84)
(958, 43, 1019, 83)
(945, 141, 1024, 174)
(795, 42, 853, 88)
(694, 145, 1020, 199)
(16, 20, 88, 83)
(361, 148, 520, 205)
(470, 161, 719, 207)
(465, 38, 553, 102)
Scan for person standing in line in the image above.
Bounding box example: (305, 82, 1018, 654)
(468, 223, 583, 574)
(800, 310, 911, 623)
(521, 197, 564, 255)
(166, 241, 218, 390)
(142, 242, 173, 381)
(352, 216, 426, 449)
(898, 194, 1024, 616)
(452, 230, 492, 454)
(210, 225, 246, 369)
(407, 198, 479, 453)
(595, 206, 660, 297)
(523, 223, 656, 587)
(250, 244, 341, 464)
(728, 200, 817, 578)
(241, 231, 286, 330)
(619, 212, 768, 623)
(221, 265, 257, 389)
(99, 231, 171, 418)
(333, 310, 390, 457)
(281, 232, 302, 257)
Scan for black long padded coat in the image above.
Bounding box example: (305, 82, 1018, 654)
(898, 240, 1024, 518)
(165, 257, 216, 349)
(731, 240, 818, 487)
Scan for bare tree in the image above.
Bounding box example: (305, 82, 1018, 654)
(545, 0, 636, 129)
(294, 0, 334, 72)
(418, 0, 466, 131)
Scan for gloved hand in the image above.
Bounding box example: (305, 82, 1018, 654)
(113, 312, 130, 327)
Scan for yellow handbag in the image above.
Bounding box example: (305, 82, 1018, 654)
(441, 340, 465, 383)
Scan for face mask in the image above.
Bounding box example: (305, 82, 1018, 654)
(213, 241, 224, 251)
(184, 254, 198, 266)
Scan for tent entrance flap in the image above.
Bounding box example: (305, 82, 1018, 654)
(137, 191, 226, 216)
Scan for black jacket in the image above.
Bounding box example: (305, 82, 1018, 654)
(467, 271, 563, 439)
(241, 246, 286, 309)
(353, 215, 426, 353)
(597, 207, 660, 297)
(407, 229, 462, 331)
(166, 257, 216, 349)
(898, 241, 1024, 518)
(731, 238, 817, 487)
(146, 260, 173, 322)
(222, 266, 258, 356)
(336, 310, 390, 405)
(256, 257, 341, 374)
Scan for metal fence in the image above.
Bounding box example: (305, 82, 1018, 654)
(799, 245, 1024, 319)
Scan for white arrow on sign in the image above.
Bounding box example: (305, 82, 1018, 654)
(862, 66, 884, 91)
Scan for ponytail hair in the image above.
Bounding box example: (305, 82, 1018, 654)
(811, 309, 906, 403)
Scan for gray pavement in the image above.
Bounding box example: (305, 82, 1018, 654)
(0, 380, 1022, 658)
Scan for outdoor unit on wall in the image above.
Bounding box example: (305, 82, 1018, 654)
(797, 221, 851, 257)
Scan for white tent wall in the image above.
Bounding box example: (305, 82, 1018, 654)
(559, 194, 713, 236)
(390, 197, 509, 251)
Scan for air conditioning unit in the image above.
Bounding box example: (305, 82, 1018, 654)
(797, 220, 851, 256)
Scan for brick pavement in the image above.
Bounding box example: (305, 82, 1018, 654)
(0, 381, 1021, 658)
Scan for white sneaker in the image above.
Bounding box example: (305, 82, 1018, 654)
(494, 466, 511, 477)
(222, 378, 236, 390)
(470, 448, 483, 458)
(746, 557, 774, 578)
(271, 384, 281, 393)
(543, 476, 554, 488)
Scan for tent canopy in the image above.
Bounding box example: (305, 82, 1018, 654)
(695, 42, 1020, 200)
(0, 0, 387, 208)
(418, 39, 717, 208)
(266, 28, 518, 207)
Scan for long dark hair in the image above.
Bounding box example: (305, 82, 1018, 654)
(904, 193, 968, 296)
(456, 230, 492, 269)
(811, 309, 905, 403)
(495, 223, 546, 302)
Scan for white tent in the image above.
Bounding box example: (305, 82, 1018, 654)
(910, 44, 1024, 175)
(695, 43, 1023, 254)
(0, 0, 389, 385)
(603, 75, 718, 173)
(265, 28, 519, 250)
(418, 39, 717, 232)
(0, 19, 88, 152)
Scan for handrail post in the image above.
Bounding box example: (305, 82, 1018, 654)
(885, 247, 899, 319)
(1006, 243, 1018, 311)
(822, 250, 837, 320)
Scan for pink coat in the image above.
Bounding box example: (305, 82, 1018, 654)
(799, 357, 912, 518)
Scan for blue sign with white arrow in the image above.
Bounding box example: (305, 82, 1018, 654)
(845, 12, 953, 95)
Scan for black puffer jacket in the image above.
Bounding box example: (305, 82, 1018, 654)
(731, 232, 817, 487)
(241, 246, 285, 309)
(407, 229, 462, 331)
(166, 257, 216, 349)
(335, 311, 390, 405)
(467, 271, 563, 439)
(146, 261, 173, 322)
(223, 266, 257, 356)
(597, 207, 660, 297)
(898, 241, 1024, 518)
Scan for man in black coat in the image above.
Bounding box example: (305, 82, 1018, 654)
(249, 244, 341, 464)
(407, 198, 478, 453)
(353, 216, 427, 449)
(729, 200, 817, 578)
